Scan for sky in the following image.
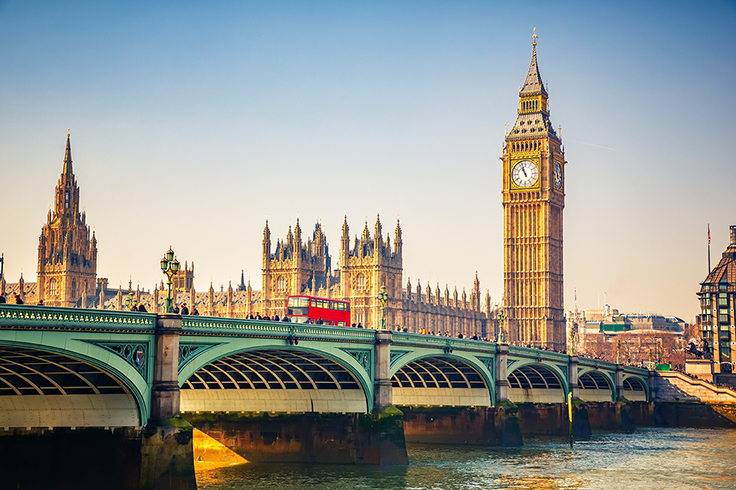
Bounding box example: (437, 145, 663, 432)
(1, 1, 734, 322)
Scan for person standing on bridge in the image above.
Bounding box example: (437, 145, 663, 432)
(13, 294, 23, 305)
(0, 294, 5, 303)
(180, 304, 189, 315)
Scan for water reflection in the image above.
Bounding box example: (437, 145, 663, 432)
(197, 428, 736, 490)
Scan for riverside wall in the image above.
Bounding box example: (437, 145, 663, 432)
(183, 408, 408, 465)
(0, 419, 195, 490)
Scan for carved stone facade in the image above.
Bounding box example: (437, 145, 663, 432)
(261, 215, 493, 337)
(36, 133, 98, 307)
(501, 33, 565, 350)
(261, 219, 331, 318)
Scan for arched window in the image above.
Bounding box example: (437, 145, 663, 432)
(71, 279, 76, 298)
(277, 276, 286, 292)
(49, 278, 57, 297)
(357, 274, 366, 291)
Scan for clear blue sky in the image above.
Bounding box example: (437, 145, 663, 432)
(1, 1, 734, 322)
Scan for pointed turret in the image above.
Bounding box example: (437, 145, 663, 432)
(341, 215, 350, 263)
(520, 29, 547, 97)
(507, 29, 559, 142)
(342, 215, 349, 238)
(362, 219, 370, 242)
(63, 130, 73, 177)
(262, 219, 272, 268)
(394, 218, 403, 256)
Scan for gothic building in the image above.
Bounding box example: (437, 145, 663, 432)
(36, 132, 98, 307)
(339, 215, 402, 327)
(261, 219, 331, 317)
(501, 31, 566, 349)
(261, 215, 492, 336)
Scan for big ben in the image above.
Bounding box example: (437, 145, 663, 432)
(501, 30, 565, 350)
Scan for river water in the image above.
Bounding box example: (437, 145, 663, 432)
(196, 428, 736, 490)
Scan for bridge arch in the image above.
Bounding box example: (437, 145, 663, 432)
(507, 361, 568, 404)
(622, 374, 649, 401)
(390, 353, 493, 407)
(0, 340, 148, 427)
(179, 343, 373, 413)
(577, 368, 615, 402)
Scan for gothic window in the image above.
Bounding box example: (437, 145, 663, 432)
(277, 276, 286, 292)
(65, 191, 70, 209)
(71, 279, 76, 298)
(357, 274, 366, 291)
(49, 278, 57, 297)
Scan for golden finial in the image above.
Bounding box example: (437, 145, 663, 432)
(67, 128, 70, 137)
(532, 27, 537, 46)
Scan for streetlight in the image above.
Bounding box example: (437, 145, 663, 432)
(497, 309, 505, 343)
(377, 284, 388, 330)
(570, 328, 576, 356)
(160, 246, 180, 313)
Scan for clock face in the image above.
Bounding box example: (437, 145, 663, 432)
(554, 162, 563, 190)
(512, 160, 539, 187)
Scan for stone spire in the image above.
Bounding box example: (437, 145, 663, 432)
(63, 129, 73, 177)
(520, 28, 547, 96)
(507, 29, 559, 143)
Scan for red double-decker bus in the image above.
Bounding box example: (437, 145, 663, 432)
(286, 295, 350, 326)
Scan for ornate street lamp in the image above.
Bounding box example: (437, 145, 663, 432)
(124, 290, 136, 311)
(569, 328, 575, 356)
(377, 284, 388, 330)
(160, 246, 180, 313)
(497, 309, 505, 343)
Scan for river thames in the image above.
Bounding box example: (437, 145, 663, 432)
(196, 428, 736, 490)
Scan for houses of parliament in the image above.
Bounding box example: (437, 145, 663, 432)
(1, 34, 566, 349)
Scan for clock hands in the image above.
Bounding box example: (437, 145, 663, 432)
(522, 168, 528, 178)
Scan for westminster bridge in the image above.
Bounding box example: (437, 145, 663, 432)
(0, 304, 652, 489)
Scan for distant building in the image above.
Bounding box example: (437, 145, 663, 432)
(567, 303, 687, 361)
(697, 225, 736, 374)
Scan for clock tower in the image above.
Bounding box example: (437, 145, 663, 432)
(501, 30, 565, 349)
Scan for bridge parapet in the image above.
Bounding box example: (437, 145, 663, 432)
(181, 316, 376, 343)
(0, 304, 155, 331)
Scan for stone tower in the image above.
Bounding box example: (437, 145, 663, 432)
(261, 218, 331, 317)
(340, 215, 403, 328)
(501, 31, 566, 349)
(37, 132, 98, 307)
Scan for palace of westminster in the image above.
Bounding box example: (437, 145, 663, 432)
(4, 35, 729, 359)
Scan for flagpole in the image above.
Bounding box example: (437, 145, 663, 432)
(708, 223, 711, 273)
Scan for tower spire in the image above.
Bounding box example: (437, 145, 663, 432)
(521, 29, 546, 96)
(63, 129, 73, 177)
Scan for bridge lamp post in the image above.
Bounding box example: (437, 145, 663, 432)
(497, 309, 505, 343)
(377, 285, 388, 330)
(569, 328, 575, 356)
(160, 246, 180, 314)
